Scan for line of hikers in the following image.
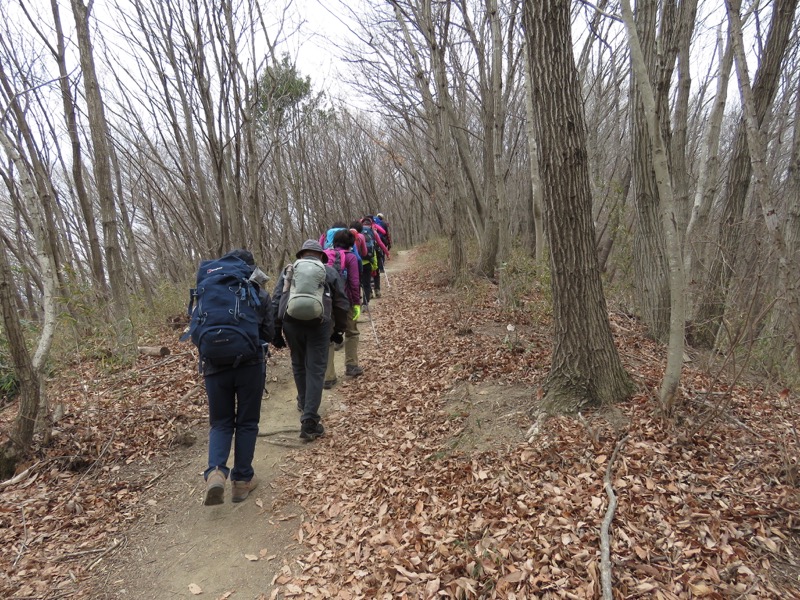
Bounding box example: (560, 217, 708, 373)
(183, 214, 392, 505)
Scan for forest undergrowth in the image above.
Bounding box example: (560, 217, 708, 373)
(1, 244, 800, 598)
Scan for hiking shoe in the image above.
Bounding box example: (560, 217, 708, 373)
(374, 289, 382, 298)
(231, 476, 258, 503)
(345, 365, 364, 377)
(203, 468, 226, 506)
(323, 378, 337, 390)
(300, 420, 325, 441)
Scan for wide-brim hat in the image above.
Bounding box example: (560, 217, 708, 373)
(296, 239, 328, 263)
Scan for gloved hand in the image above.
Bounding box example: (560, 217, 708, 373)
(272, 333, 287, 349)
(352, 305, 361, 321)
(330, 331, 344, 344)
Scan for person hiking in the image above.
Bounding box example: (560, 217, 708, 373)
(350, 220, 373, 305)
(362, 215, 390, 299)
(374, 213, 392, 251)
(271, 240, 349, 441)
(319, 221, 348, 250)
(186, 249, 273, 506)
(323, 229, 363, 388)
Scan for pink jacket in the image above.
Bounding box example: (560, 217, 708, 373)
(352, 230, 367, 259)
(370, 225, 389, 255)
(324, 248, 361, 306)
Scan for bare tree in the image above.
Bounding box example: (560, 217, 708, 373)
(523, 0, 633, 411)
(692, 0, 798, 349)
(70, 0, 133, 353)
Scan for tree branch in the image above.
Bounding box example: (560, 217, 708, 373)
(600, 433, 628, 600)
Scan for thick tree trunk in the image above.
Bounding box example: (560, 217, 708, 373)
(523, 0, 634, 412)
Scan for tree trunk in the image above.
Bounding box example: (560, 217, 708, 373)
(50, 0, 108, 294)
(726, 0, 800, 369)
(71, 0, 134, 355)
(621, 0, 687, 413)
(523, 0, 634, 412)
(692, 0, 798, 348)
(523, 42, 546, 266)
(629, 0, 673, 343)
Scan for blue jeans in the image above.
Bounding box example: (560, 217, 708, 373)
(283, 320, 331, 424)
(204, 361, 265, 482)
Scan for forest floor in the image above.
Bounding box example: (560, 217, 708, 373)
(2, 246, 800, 599)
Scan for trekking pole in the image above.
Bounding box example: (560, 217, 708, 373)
(362, 302, 380, 345)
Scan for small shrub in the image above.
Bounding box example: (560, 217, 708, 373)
(497, 247, 552, 320)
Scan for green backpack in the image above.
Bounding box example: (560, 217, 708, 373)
(285, 258, 328, 321)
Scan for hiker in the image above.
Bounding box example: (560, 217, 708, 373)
(351, 220, 373, 305)
(362, 216, 390, 299)
(320, 221, 348, 250)
(374, 213, 392, 251)
(186, 249, 273, 506)
(323, 229, 363, 388)
(271, 240, 349, 441)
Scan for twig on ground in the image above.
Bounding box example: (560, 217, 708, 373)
(13, 506, 28, 567)
(600, 433, 628, 600)
(0, 461, 41, 490)
(87, 537, 123, 571)
(258, 427, 301, 437)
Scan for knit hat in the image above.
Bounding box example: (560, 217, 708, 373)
(376, 213, 384, 219)
(295, 239, 328, 263)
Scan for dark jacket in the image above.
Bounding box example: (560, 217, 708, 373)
(272, 262, 349, 335)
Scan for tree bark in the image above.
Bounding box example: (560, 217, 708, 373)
(71, 0, 134, 355)
(621, 0, 687, 413)
(523, 0, 634, 412)
(692, 0, 798, 348)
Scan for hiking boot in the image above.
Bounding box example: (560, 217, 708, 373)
(300, 419, 325, 441)
(323, 378, 337, 390)
(203, 468, 226, 506)
(345, 365, 364, 377)
(334, 341, 344, 351)
(231, 476, 258, 503)
(374, 289, 382, 298)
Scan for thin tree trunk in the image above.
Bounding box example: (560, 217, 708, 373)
(523, 42, 545, 265)
(50, 0, 107, 294)
(621, 0, 687, 413)
(726, 0, 800, 369)
(692, 0, 798, 348)
(71, 0, 134, 355)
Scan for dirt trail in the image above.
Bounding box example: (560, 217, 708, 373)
(101, 252, 409, 600)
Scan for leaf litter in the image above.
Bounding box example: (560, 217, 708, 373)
(0, 248, 799, 598)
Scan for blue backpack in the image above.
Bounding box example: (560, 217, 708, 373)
(184, 253, 262, 367)
(323, 228, 345, 249)
(362, 227, 376, 260)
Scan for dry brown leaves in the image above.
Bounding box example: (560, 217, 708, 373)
(276, 250, 800, 599)
(0, 345, 205, 598)
(2, 249, 800, 599)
